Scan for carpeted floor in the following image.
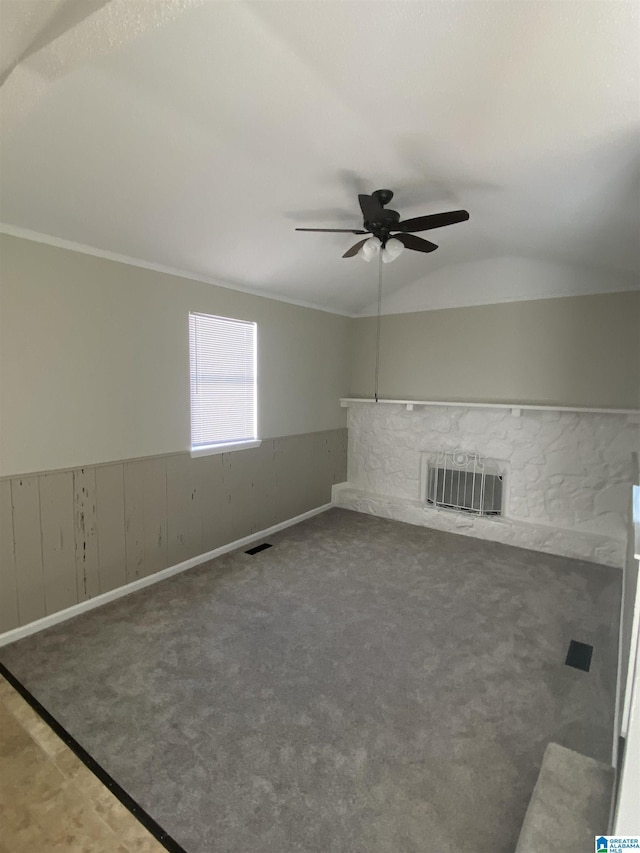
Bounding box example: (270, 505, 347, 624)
(0, 508, 620, 853)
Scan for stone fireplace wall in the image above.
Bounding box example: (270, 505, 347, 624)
(335, 402, 640, 567)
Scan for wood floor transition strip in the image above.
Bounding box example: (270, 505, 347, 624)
(0, 661, 187, 853)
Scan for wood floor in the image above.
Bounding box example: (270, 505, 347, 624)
(0, 675, 165, 853)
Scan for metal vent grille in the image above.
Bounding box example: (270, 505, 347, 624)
(425, 450, 503, 516)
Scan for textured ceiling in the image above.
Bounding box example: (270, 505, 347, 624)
(1, 0, 638, 315)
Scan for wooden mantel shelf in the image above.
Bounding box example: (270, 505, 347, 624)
(340, 397, 640, 417)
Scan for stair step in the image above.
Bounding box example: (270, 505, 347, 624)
(516, 742, 614, 853)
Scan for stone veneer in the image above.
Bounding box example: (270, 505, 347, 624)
(335, 402, 640, 568)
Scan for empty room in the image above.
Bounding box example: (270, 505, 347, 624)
(1, 1, 639, 851)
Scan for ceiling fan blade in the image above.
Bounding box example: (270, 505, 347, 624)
(342, 238, 369, 258)
(398, 209, 470, 232)
(358, 193, 384, 222)
(295, 227, 368, 234)
(395, 233, 438, 253)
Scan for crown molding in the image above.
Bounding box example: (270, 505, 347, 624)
(0, 223, 355, 318)
(6, 223, 636, 319)
(354, 281, 640, 317)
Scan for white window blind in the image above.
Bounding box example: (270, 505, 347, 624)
(189, 312, 257, 450)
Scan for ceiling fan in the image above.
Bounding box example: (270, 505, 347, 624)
(295, 189, 469, 261)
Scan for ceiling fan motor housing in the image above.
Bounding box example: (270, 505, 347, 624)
(372, 189, 394, 206)
(366, 189, 400, 242)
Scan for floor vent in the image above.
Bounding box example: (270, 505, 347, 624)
(423, 450, 503, 516)
(565, 640, 593, 672)
(245, 543, 272, 555)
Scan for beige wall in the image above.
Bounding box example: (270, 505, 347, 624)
(0, 235, 350, 476)
(2, 235, 638, 481)
(350, 291, 640, 408)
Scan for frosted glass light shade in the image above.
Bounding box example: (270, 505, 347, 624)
(381, 237, 404, 263)
(358, 235, 381, 261)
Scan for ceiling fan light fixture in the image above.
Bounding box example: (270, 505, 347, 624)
(381, 237, 404, 263)
(358, 235, 381, 261)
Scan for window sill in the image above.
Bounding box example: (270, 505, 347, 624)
(190, 440, 262, 458)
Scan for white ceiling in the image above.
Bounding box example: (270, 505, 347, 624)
(1, 0, 639, 315)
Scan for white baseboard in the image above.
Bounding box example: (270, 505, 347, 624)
(0, 503, 333, 648)
(331, 482, 349, 503)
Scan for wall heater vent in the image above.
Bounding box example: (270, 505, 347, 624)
(423, 450, 504, 516)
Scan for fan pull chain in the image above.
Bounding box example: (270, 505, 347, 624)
(374, 251, 383, 402)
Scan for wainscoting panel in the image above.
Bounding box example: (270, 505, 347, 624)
(166, 453, 203, 568)
(0, 481, 19, 631)
(39, 471, 76, 616)
(94, 464, 127, 594)
(0, 429, 347, 632)
(11, 477, 45, 625)
(73, 467, 100, 601)
(201, 453, 232, 554)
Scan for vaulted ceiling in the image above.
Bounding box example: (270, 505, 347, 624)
(1, 0, 638, 315)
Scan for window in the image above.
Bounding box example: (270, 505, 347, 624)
(189, 312, 258, 455)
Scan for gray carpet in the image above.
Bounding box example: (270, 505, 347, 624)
(0, 508, 620, 853)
